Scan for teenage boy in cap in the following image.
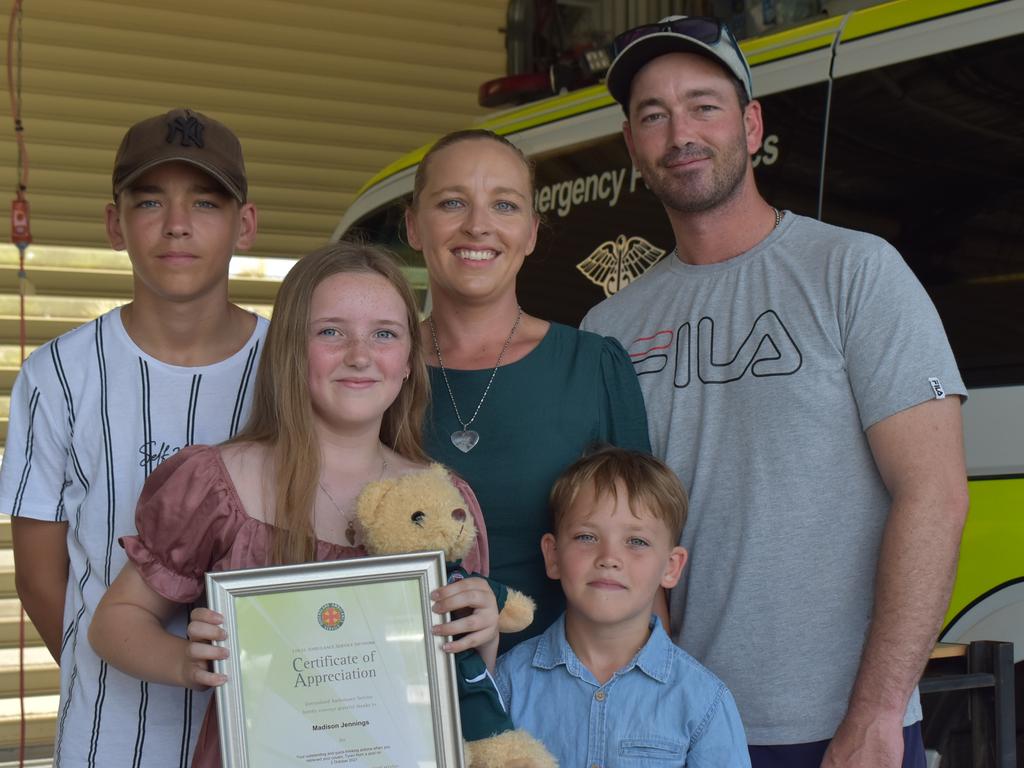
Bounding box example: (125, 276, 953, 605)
(0, 108, 267, 767)
(581, 17, 968, 768)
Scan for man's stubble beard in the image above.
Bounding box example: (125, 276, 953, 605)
(639, 135, 750, 215)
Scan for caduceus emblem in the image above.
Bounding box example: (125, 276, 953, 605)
(576, 235, 666, 298)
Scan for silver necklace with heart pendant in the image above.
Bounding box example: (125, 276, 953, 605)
(428, 307, 523, 453)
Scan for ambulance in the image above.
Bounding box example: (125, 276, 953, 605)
(336, 0, 1024, 681)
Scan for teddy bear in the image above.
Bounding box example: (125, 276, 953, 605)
(355, 463, 557, 768)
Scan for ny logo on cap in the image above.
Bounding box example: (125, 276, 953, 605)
(165, 114, 204, 148)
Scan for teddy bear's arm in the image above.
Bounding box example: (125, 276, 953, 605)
(497, 589, 535, 634)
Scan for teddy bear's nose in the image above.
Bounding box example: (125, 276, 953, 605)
(451, 508, 466, 523)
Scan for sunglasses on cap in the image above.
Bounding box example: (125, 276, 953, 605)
(613, 16, 737, 56)
(610, 15, 752, 101)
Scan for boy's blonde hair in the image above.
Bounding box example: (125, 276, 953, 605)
(549, 446, 688, 543)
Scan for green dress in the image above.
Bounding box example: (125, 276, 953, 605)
(425, 322, 650, 652)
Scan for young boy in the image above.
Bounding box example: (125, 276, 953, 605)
(495, 446, 750, 766)
(0, 108, 267, 767)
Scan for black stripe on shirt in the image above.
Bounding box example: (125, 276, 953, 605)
(178, 686, 193, 768)
(51, 336, 80, 523)
(94, 315, 117, 585)
(62, 518, 93, 662)
(131, 359, 160, 760)
(54, 653, 78, 764)
(59, 600, 83, 659)
(229, 339, 260, 436)
(139, 358, 152, 477)
(51, 335, 76, 426)
(68, 444, 91, 502)
(132, 680, 149, 768)
(87, 660, 108, 767)
(187, 374, 202, 447)
(10, 387, 40, 518)
(55, 476, 67, 523)
(88, 316, 117, 765)
(180, 602, 199, 763)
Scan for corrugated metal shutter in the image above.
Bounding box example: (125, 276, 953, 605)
(0, 0, 507, 259)
(0, 3, 506, 751)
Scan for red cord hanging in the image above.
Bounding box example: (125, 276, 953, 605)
(6, 1, 31, 765)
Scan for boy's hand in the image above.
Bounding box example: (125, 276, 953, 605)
(182, 607, 229, 690)
(430, 577, 499, 654)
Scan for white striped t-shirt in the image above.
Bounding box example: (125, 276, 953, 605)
(0, 306, 268, 768)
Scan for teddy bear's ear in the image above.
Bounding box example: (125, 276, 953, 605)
(355, 477, 395, 527)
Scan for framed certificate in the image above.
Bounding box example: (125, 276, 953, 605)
(205, 551, 465, 767)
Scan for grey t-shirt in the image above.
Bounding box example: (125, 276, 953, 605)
(582, 213, 965, 744)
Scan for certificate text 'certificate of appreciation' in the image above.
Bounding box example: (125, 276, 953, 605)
(206, 552, 464, 767)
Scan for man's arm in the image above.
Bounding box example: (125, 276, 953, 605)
(11, 518, 70, 662)
(822, 396, 968, 767)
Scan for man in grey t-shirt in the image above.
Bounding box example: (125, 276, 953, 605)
(581, 16, 967, 768)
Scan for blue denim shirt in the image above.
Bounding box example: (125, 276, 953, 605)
(495, 615, 751, 767)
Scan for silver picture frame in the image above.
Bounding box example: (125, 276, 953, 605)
(205, 551, 465, 767)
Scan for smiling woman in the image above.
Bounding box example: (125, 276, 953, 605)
(405, 130, 652, 651)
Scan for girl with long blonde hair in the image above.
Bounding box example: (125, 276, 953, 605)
(90, 242, 497, 768)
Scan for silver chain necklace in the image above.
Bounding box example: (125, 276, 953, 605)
(428, 306, 523, 453)
(318, 452, 389, 546)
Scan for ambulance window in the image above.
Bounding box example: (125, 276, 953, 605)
(347, 197, 418, 268)
(753, 80, 830, 219)
(521, 134, 675, 326)
(820, 34, 1024, 387)
(345, 197, 430, 307)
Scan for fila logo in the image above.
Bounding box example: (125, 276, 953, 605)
(928, 377, 946, 399)
(165, 115, 204, 148)
(628, 310, 802, 387)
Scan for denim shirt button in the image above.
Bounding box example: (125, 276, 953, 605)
(594, 690, 605, 701)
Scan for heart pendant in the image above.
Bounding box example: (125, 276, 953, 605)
(451, 429, 480, 453)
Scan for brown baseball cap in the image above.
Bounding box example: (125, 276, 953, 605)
(112, 108, 248, 202)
